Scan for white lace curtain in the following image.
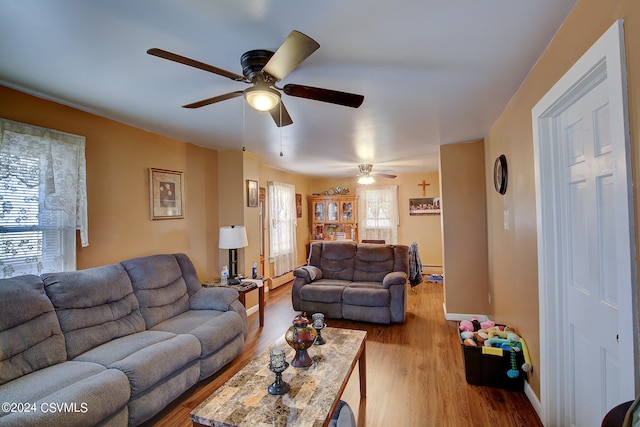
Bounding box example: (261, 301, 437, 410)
(356, 185, 399, 244)
(0, 118, 87, 277)
(267, 180, 297, 276)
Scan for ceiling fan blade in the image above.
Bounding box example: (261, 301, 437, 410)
(269, 102, 293, 127)
(283, 84, 364, 108)
(147, 48, 247, 82)
(374, 173, 397, 179)
(262, 31, 320, 81)
(182, 91, 244, 109)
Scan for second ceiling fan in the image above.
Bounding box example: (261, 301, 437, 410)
(148, 30, 364, 127)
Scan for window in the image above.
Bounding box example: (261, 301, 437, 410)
(0, 118, 87, 278)
(356, 185, 399, 244)
(267, 181, 297, 276)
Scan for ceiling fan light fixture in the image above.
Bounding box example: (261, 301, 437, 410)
(244, 85, 281, 111)
(357, 174, 376, 185)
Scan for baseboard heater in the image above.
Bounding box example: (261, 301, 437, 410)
(267, 270, 295, 290)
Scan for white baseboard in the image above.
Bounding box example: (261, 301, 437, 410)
(524, 381, 543, 422)
(442, 302, 490, 322)
(246, 304, 259, 317)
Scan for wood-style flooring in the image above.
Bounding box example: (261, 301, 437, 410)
(143, 280, 542, 427)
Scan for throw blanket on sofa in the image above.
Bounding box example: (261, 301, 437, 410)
(409, 242, 423, 287)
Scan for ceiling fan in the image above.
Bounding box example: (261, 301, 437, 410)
(147, 30, 364, 127)
(356, 164, 397, 185)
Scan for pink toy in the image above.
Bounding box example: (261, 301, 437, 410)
(459, 320, 474, 332)
(480, 320, 495, 329)
(460, 317, 495, 332)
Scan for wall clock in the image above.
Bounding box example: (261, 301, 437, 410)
(494, 154, 508, 195)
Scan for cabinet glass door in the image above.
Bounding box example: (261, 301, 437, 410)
(313, 202, 325, 221)
(327, 202, 338, 221)
(341, 202, 353, 222)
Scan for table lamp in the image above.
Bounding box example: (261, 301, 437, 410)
(219, 225, 248, 280)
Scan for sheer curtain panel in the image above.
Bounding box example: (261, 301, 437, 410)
(267, 180, 297, 276)
(356, 185, 399, 244)
(0, 118, 87, 277)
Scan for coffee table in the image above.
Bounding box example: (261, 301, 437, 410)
(191, 327, 367, 427)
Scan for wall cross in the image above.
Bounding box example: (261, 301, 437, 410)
(418, 180, 430, 197)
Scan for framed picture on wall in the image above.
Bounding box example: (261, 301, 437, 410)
(150, 168, 184, 220)
(409, 197, 440, 215)
(296, 193, 302, 218)
(247, 179, 259, 207)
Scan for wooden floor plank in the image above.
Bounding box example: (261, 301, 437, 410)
(143, 281, 542, 427)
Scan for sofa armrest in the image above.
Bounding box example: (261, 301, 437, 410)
(382, 271, 408, 289)
(293, 266, 323, 283)
(189, 287, 239, 311)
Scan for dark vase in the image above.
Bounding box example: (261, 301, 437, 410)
(285, 314, 317, 368)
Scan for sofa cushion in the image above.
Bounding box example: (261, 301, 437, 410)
(151, 310, 244, 358)
(300, 280, 350, 303)
(0, 360, 130, 427)
(174, 252, 204, 296)
(353, 245, 395, 282)
(189, 287, 239, 311)
(315, 242, 357, 281)
(42, 263, 146, 359)
(343, 282, 390, 307)
(0, 275, 67, 385)
(74, 330, 201, 397)
(122, 254, 190, 328)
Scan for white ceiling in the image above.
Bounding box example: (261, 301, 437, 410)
(0, 0, 577, 178)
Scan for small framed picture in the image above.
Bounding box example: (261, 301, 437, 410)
(247, 179, 259, 207)
(150, 168, 184, 220)
(296, 193, 302, 218)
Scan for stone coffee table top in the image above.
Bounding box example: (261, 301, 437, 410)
(191, 327, 367, 427)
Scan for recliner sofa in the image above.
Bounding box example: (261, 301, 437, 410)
(0, 253, 248, 427)
(292, 241, 409, 324)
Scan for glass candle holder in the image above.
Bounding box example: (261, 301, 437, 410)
(268, 348, 290, 395)
(270, 348, 286, 370)
(312, 313, 326, 345)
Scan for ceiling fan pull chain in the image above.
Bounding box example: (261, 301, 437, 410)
(279, 102, 284, 157)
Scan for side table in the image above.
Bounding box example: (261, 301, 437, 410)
(202, 278, 265, 327)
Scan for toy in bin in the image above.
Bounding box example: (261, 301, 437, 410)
(459, 318, 532, 390)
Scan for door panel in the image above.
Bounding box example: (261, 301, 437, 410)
(560, 79, 626, 425)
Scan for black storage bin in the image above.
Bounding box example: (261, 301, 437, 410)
(459, 324, 526, 391)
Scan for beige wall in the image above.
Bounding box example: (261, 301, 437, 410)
(440, 140, 489, 315)
(485, 0, 640, 398)
(0, 85, 221, 280)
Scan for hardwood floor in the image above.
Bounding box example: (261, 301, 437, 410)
(143, 281, 542, 427)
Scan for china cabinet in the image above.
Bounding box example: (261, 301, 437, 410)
(308, 195, 357, 241)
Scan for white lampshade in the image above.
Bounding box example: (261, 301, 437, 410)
(219, 225, 248, 249)
(357, 174, 376, 185)
(244, 86, 281, 111)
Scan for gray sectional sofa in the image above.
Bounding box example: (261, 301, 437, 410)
(292, 241, 409, 324)
(0, 253, 248, 427)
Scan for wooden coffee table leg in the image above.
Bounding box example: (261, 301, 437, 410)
(359, 340, 366, 397)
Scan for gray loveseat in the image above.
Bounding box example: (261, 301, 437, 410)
(292, 241, 409, 324)
(0, 253, 248, 427)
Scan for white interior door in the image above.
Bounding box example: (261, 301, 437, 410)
(532, 20, 636, 426)
(558, 77, 626, 426)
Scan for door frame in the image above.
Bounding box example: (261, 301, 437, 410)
(531, 19, 637, 425)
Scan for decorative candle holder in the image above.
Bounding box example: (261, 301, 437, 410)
(267, 348, 290, 395)
(312, 313, 326, 345)
(285, 314, 317, 368)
